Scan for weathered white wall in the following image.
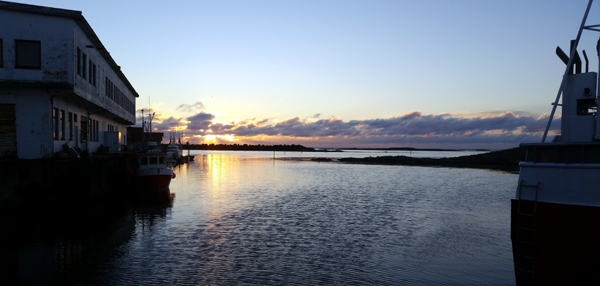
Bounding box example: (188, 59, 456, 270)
(73, 25, 136, 124)
(0, 8, 137, 158)
(0, 10, 73, 83)
(0, 88, 52, 159)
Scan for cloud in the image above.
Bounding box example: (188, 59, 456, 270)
(186, 112, 216, 131)
(152, 116, 186, 131)
(147, 109, 561, 149)
(219, 111, 554, 137)
(176, 101, 205, 113)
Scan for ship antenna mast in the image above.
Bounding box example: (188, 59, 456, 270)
(542, 0, 594, 142)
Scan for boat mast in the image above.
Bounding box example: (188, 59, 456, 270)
(542, 0, 594, 142)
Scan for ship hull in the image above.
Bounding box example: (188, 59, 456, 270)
(511, 199, 600, 285)
(131, 174, 172, 193)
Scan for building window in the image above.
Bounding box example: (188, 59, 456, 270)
(80, 116, 87, 142)
(53, 108, 59, 140)
(77, 48, 81, 75)
(68, 112, 73, 140)
(74, 113, 78, 141)
(82, 52, 87, 79)
(89, 118, 93, 142)
(92, 64, 96, 86)
(94, 119, 98, 142)
(15, 40, 41, 69)
(89, 118, 96, 142)
(88, 60, 93, 84)
(60, 110, 65, 140)
(91, 119, 96, 142)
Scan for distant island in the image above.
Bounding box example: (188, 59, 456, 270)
(175, 143, 525, 172)
(176, 143, 316, 151)
(338, 147, 526, 172)
(176, 143, 490, 153)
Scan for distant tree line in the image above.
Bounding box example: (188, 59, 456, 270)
(173, 143, 315, 151)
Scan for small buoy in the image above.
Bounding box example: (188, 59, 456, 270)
(172, 173, 176, 179)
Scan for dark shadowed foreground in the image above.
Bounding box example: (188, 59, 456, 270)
(1, 151, 516, 285)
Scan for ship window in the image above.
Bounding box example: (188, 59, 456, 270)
(577, 98, 597, 115)
(159, 157, 164, 164)
(149, 157, 158, 164)
(140, 157, 148, 165)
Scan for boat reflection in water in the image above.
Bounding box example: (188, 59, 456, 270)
(511, 1, 600, 284)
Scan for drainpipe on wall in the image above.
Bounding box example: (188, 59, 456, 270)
(50, 95, 54, 158)
(85, 110, 90, 152)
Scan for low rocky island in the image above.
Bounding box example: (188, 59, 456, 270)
(338, 147, 527, 172)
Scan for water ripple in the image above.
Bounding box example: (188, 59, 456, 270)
(5, 154, 517, 285)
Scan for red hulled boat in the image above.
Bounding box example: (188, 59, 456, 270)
(511, 1, 600, 284)
(130, 110, 175, 195)
(132, 141, 174, 193)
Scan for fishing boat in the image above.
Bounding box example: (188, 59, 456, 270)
(165, 134, 183, 165)
(131, 111, 175, 193)
(511, 1, 600, 284)
(132, 141, 175, 193)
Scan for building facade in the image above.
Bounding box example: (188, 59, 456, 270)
(0, 1, 138, 159)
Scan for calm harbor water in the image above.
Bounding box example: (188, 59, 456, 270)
(2, 150, 516, 285)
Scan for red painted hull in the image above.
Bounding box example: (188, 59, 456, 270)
(511, 199, 600, 285)
(132, 175, 172, 193)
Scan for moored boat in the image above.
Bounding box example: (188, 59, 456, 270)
(511, 1, 600, 284)
(132, 141, 175, 193)
(165, 143, 182, 164)
(130, 110, 176, 194)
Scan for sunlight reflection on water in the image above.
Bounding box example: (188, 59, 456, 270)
(5, 151, 517, 285)
(107, 151, 516, 285)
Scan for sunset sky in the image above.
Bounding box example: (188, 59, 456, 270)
(20, 0, 600, 149)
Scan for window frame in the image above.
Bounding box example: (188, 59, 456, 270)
(88, 59, 93, 84)
(76, 47, 81, 75)
(53, 108, 59, 140)
(68, 112, 73, 140)
(15, 39, 41, 69)
(60, 110, 65, 140)
(82, 52, 87, 79)
(0, 38, 4, 68)
(92, 63, 96, 87)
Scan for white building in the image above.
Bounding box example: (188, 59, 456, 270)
(0, 1, 138, 159)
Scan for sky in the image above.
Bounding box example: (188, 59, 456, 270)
(18, 0, 600, 149)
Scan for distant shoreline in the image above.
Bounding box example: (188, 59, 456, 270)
(337, 147, 526, 172)
(176, 143, 491, 153)
(177, 143, 523, 172)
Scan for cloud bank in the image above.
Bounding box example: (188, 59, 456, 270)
(144, 107, 560, 149)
